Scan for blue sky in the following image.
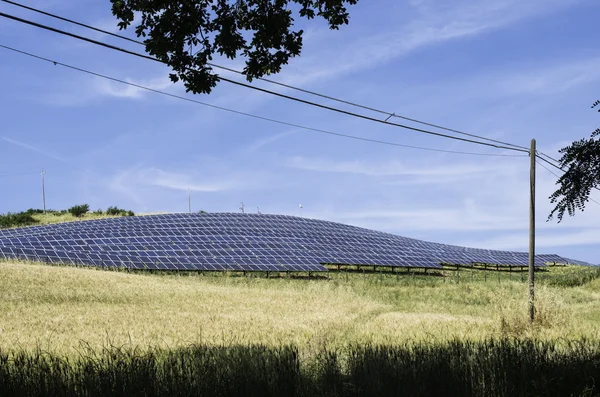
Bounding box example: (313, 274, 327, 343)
(0, 0, 599, 263)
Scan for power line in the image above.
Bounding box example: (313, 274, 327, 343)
(536, 154, 569, 173)
(0, 11, 530, 155)
(536, 159, 564, 179)
(535, 150, 563, 167)
(536, 154, 600, 193)
(1, 0, 531, 152)
(536, 153, 600, 194)
(536, 159, 600, 206)
(0, 43, 526, 158)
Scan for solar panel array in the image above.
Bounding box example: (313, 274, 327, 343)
(0, 213, 580, 272)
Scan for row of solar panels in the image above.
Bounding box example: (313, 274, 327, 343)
(0, 230, 550, 267)
(0, 244, 444, 270)
(0, 213, 593, 271)
(0, 237, 544, 268)
(0, 246, 327, 272)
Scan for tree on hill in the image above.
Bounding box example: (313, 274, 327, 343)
(548, 101, 600, 222)
(110, 0, 358, 94)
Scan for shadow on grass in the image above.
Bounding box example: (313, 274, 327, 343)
(2, 339, 600, 396)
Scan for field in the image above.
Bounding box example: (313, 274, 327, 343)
(3, 262, 600, 395)
(2, 261, 600, 353)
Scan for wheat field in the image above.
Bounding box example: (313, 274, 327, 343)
(2, 261, 600, 355)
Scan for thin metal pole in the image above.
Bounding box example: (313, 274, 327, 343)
(41, 168, 46, 213)
(529, 138, 536, 323)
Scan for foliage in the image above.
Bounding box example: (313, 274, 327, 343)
(0, 212, 38, 228)
(68, 204, 90, 218)
(106, 206, 134, 216)
(110, 0, 358, 94)
(549, 101, 600, 221)
(2, 340, 600, 396)
(24, 208, 44, 215)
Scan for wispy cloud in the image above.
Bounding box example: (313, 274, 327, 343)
(108, 166, 235, 195)
(92, 75, 174, 99)
(149, 168, 232, 192)
(458, 228, 600, 251)
(325, 207, 527, 233)
(281, 0, 579, 87)
(245, 130, 297, 153)
(2, 136, 68, 163)
(286, 156, 513, 178)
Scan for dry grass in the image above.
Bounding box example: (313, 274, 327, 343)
(27, 213, 126, 227)
(1, 262, 600, 355)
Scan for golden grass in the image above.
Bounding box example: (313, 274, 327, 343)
(1, 262, 600, 355)
(22, 211, 160, 228)
(28, 213, 126, 227)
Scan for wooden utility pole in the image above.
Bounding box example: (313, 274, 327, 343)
(529, 139, 536, 323)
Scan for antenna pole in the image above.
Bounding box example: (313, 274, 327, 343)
(41, 168, 46, 214)
(188, 188, 191, 213)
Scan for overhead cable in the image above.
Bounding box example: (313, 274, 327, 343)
(0, 0, 532, 151)
(535, 154, 600, 192)
(0, 43, 527, 158)
(0, 11, 531, 154)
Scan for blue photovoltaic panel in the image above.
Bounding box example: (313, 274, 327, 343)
(0, 213, 589, 272)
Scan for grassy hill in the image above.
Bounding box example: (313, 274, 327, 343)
(1, 261, 599, 354)
(2, 214, 600, 395)
(2, 261, 600, 395)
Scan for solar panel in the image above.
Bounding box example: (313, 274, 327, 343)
(0, 213, 587, 273)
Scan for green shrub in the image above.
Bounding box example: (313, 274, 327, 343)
(106, 206, 122, 216)
(0, 212, 38, 228)
(68, 204, 89, 218)
(93, 209, 104, 215)
(106, 206, 134, 217)
(24, 208, 44, 215)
